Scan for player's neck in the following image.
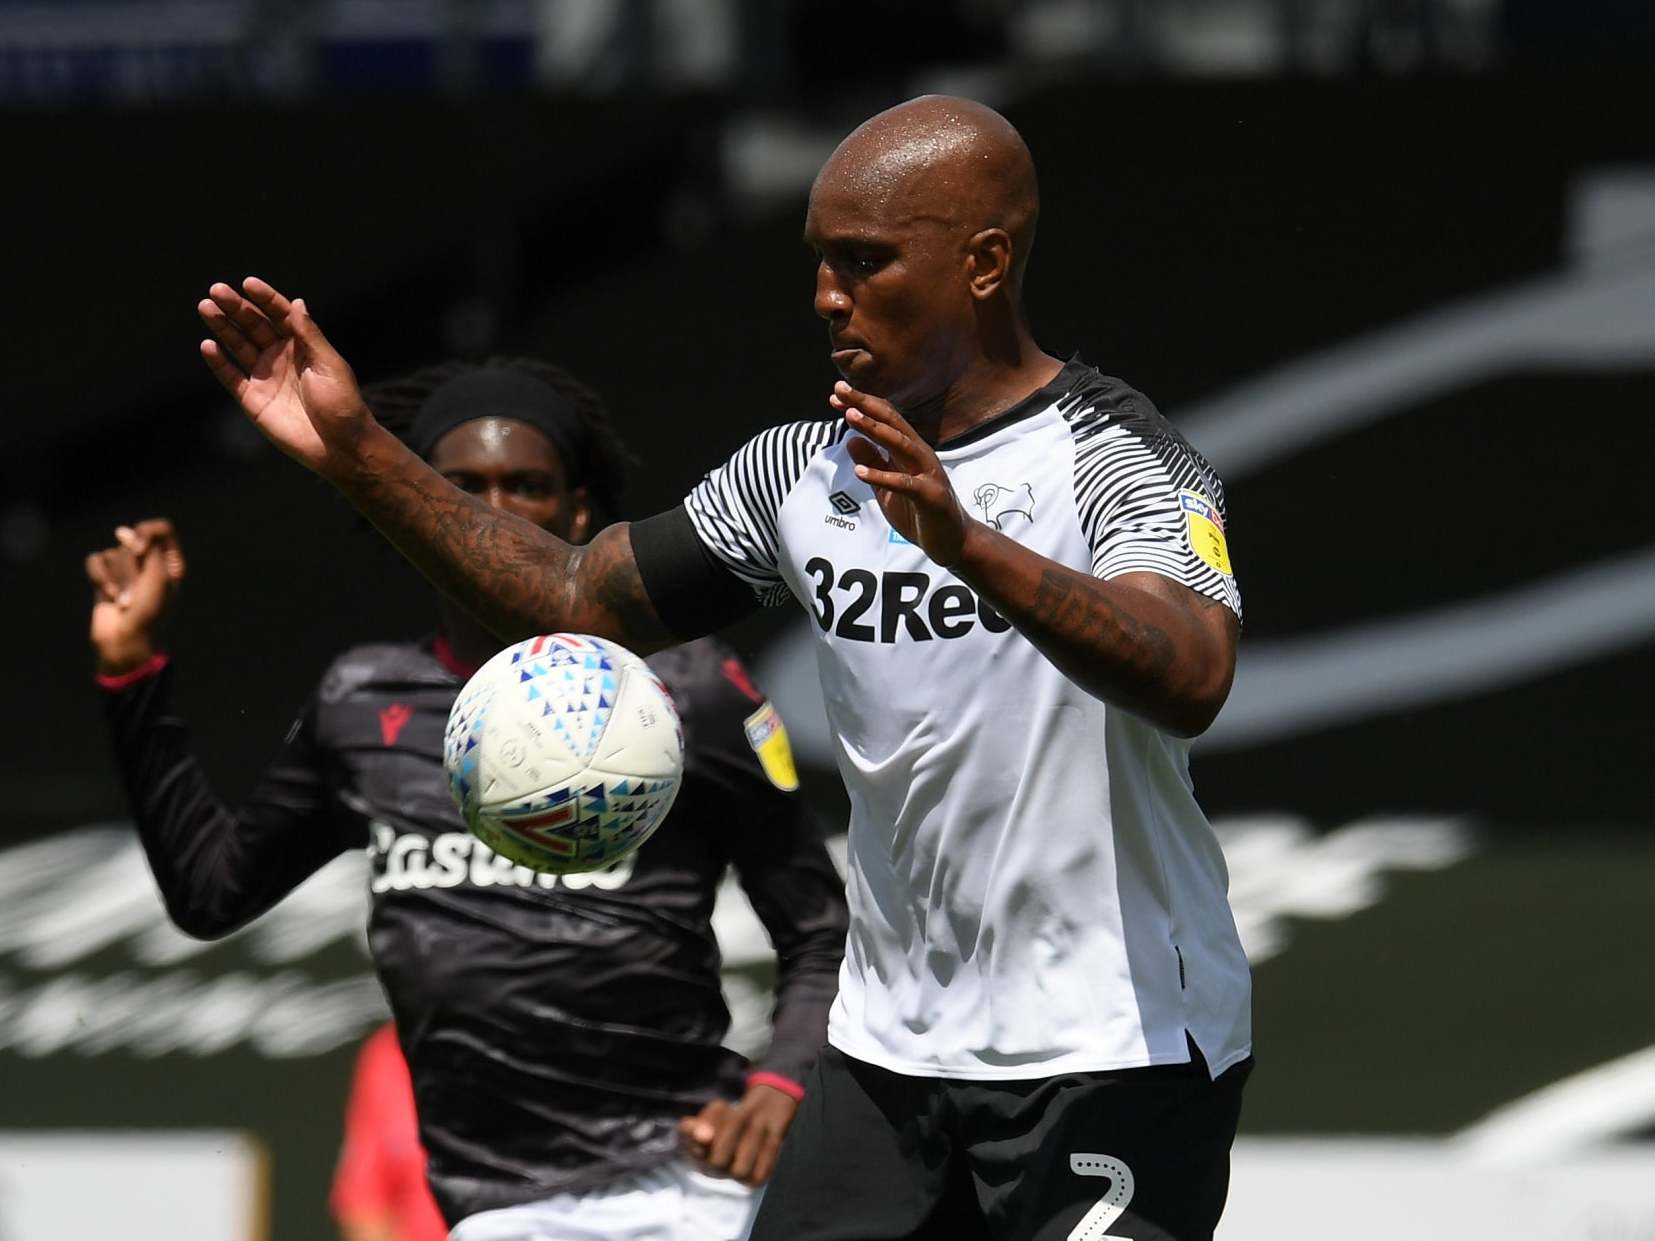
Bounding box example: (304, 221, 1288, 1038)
(906, 335, 1064, 446)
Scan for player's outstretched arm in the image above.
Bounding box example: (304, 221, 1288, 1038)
(89, 519, 362, 937)
(197, 279, 675, 651)
(834, 382, 1236, 737)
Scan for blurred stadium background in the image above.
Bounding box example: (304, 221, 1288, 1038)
(2, 1, 1654, 1237)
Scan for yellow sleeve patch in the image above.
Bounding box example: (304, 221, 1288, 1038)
(743, 701, 800, 792)
(1179, 490, 1233, 576)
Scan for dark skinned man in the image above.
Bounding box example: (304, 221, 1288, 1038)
(184, 96, 1252, 1241)
(88, 360, 847, 1241)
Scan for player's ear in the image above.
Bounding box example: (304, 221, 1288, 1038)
(965, 228, 1014, 301)
(567, 485, 594, 544)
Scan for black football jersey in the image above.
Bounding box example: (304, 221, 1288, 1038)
(101, 635, 847, 1225)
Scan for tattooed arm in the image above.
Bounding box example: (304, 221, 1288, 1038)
(345, 426, 673, 648)
(834, 379, 1236, 737)
(194, 277, 674, 650)
(954, 535, 1236, 738)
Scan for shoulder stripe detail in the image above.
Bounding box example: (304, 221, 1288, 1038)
(1061, 371, 1242, 618)
(685, 420, 843, 606)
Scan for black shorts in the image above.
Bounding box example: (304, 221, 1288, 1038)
(750, 1041, 1251, 1241)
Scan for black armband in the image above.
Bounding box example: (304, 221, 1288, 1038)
(630, 507, 761, 640)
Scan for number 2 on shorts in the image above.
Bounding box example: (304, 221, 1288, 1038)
(1068, 1153, 1135, 1241)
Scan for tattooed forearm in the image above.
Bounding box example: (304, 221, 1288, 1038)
(587, 528, 676, 648)
(1028, 569, 1176, 695)
(340, 426, 671, 649)
(354, 467, 573, 640)
(954, 522, 1236, 736)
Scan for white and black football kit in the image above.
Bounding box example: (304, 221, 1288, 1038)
(100, 635, 847, 1232)
(630, 359, 1252, 1241)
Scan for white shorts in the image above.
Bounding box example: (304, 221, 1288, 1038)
(447, 1159, 762, 1241)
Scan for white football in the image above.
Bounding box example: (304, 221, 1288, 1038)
(443, 633, 684, 874)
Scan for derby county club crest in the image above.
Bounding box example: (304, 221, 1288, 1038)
(973, 482, 1036, 531)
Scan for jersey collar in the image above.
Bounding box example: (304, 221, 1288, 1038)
(933, 355, 1096, 453)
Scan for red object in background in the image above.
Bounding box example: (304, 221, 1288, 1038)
(719, 657, 764, 704)
(378, 703, 414, 748)
(331, 1024, 450, 1241)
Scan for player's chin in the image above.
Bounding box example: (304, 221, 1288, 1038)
(839, 358, 910, 408)
(831, 348, 878, 385)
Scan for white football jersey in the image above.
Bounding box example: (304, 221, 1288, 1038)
(683, 360, 1251, 1080)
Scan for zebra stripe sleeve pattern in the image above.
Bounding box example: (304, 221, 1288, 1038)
(684, 419, 846, 607)
(1061, 376, 1243, 619)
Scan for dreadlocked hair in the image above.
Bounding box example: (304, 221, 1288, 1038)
(362, 357, 638, 521)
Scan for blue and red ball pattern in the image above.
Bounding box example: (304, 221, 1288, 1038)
(443, 633, 683, 874)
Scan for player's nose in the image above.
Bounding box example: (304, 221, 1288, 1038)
(814, 262, 851, 321)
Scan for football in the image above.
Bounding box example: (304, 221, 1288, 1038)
(443, 633, 684, 874)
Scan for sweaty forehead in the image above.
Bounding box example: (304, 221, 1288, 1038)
(834, 117, 977, 184)
(808, 99, 1028, 243)
(807, 147, 968, 243)
(430, 417, 563, 471)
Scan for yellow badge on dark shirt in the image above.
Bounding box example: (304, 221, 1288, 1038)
(743, 701, 800, 791)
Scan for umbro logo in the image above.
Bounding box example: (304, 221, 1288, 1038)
(824, 489, 860, 531)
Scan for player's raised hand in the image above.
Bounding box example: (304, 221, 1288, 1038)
(832, 380, 971, 567)
(86, 519, 187, 676)
(198, 278, 370, 478)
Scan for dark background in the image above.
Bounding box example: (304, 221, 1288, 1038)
(7, 70, 1652, 826)
(2, 5, 1653, 1237)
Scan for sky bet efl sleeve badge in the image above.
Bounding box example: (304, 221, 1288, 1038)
(1179, 490, 1233, 575)
(743, 701, 800, 791)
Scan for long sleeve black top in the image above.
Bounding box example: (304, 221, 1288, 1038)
(101, 634, 847, 1225)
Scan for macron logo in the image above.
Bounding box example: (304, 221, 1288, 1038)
(378, 703, 413, 748)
